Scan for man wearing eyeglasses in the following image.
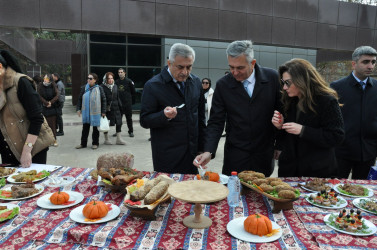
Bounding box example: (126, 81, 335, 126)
(330, 46, 377, 179)
(140, 43, 206, 174)
(194, 40, 282, 177)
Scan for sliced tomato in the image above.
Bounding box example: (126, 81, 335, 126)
(0, 210, 12, 218)
(106, 203, 113, 211)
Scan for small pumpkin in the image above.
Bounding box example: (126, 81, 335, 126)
(244, 213, 272, 236)
(50, 191, 70, 205)
(83, 200, 109, 219)
(204, 171, 220, 182)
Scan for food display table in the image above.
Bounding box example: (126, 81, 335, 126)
(0, 166, 376, 249)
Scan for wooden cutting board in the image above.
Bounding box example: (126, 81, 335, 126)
(168, 180, 228, 204)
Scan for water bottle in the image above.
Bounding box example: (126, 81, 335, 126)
(227, 171, 241, 207)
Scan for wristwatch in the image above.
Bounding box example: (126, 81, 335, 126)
(24, 142, 33, 148)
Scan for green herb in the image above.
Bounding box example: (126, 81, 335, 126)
(102, 179, 112, 185)
(251, 183, 300, 198)
(0, 178, 5, 188)
(0, 207, 19, 222)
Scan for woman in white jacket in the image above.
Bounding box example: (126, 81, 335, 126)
(202, 78, 214, 125)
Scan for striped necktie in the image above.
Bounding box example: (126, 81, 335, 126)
(178, 82, 185, 95)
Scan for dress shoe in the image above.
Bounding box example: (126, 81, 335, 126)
(53, 141, 59, 147)
(112, 133, 117, 137)
(56, 131, 64, 136)
(92, 145, 98, 150)
(75, 145, 86, 149)
(129, 132, 134, 137)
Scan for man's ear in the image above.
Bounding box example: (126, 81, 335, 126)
(251, 59, 256, 66)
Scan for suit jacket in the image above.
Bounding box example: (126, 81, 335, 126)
(277, 95, 344, 177)
(331, 73, 377, 161)
(204, 64, 282, 176)
(140, 66, 206, 174)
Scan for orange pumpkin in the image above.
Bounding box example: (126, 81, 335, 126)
(50, 191, 70, 205)
(204, 171, 220, 182)
(83, 200, 109, 219)
(244, 213, 272, 236)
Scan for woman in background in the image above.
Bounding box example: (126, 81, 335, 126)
(101, 72, 125, 145)
(76, 73, 106, 150)
(37, 73, 59, 147)
(0, 50, 53, 167)
(202, 77, 214, 125)
(272, 58, 344, 178)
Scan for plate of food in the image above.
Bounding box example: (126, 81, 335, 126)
(45, 176, 75, 187)
(324, 210, 377, 236)
(0, 167, 17, 178)
(299, 178, 332, 192)
(7, 170, 50, 184)
(334, 183, 373, 198)
(0, 203, 20, 222)
(306, 191, 347, 209)
(353, 198, 377, 215)
(37, 191, 84, 209)
(227, 215, 282, 243)
(0, 183, 44, 201)
(69, 202, 120, 224)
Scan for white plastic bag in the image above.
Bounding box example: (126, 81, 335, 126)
(98, 117, 110, 132)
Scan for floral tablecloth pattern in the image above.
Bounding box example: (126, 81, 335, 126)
(0, 168, 376, 249)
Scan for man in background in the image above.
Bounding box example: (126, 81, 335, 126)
(53, 73, 65, 136)
(115, 68, 136, 137)
(331, 46, 377, 179)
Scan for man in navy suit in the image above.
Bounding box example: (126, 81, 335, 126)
(194, 40, 282, 176)
(331, 46, 377, 179)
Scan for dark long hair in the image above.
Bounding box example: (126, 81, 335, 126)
(0, 50, 23, 73)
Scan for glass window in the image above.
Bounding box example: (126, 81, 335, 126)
(127, 67, 161, 89)
(90, 34, 126, 43)
(128, 45, 161, 66)
(90, 44, 126, 65)
(128, 36, 161, 45)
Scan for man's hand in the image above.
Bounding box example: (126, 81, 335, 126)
(164, 106, 177, 119)
(271, 110, 283, 130)
(282, 122, 302, 135)
(77, 110, 81, 117)
(193, 152, 212, 169)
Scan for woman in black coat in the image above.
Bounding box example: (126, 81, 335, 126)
(272, 58, 344, 178)
(101, 72, 125, 145)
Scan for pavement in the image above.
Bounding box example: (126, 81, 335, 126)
(48, 96, 278, 176)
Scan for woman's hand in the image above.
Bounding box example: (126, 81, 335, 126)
(20, 146, 32, 168)
(282, 122, 303, 135)
(271, 110, 284, 129)
(77, 110, 81, 117)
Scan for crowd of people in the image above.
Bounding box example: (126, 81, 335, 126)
(0, 40, 376, 180)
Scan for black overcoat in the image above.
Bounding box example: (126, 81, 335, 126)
(331, 74, 377, 162)
(204, 64, 282, 176)
(140, 67, 206, 174)
(277, 95, 345, 178)
(101, 84, 123, 126)
(116, 77, 135, 115)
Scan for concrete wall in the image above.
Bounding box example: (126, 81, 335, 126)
(0, 0, 376, 50)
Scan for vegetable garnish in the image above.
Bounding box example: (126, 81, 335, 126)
(265, 228, 280, 237)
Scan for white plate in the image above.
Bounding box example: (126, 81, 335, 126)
(0, 203, 20, 221)
(334, 184, 374, 198)
(69, 203, 120, 224)
(0, 167, 18, 178)
(0, 184, 44, 200)
(194, 174, 229, 185)
(7, 172, 49, 184)
(299, 182, 332, 193)
(227, 217, 282, 243)
(324, 213, 377, 236)
(45, 176, 75, 187)
(353, 198, 377, 215)
(305, 193, 347, 209)
(37, 191, 84, 209)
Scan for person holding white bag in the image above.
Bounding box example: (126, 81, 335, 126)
(75, 73, 106, 150)
(100, 72, 125, 145)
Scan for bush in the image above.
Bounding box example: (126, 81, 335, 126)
(65, 87, 72, 96)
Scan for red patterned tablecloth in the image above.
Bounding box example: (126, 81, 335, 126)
(0, 168, 376, 249)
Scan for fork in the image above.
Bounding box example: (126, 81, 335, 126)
(176, 104, 185, 109)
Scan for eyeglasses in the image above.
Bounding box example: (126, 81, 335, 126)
(202, 82, 209, 84)
(87, 77, 94, 80)
(281, 79, 293, 87)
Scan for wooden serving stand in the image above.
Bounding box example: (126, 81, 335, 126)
(240, 181, 299, 213)
(168, 180, 229, 229)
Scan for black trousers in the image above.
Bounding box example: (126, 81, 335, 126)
(122, 112, 133, 133)
(337, 157, 376, 179)
(81, 123, 99, 146)
(56, 102, 64, 132)
(1, 147, 48, 165)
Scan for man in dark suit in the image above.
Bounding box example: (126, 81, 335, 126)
(140, 43, 206, 174)
(330, 46, 377, 179)
(194, 40, 282, 176)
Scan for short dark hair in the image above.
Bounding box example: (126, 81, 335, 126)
(118, 68, 125, 73)
(52, 73, 60, 79)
